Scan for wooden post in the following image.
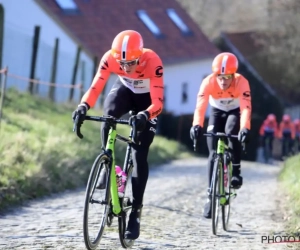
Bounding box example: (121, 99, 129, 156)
(0, 5, 4, 84)
(34, 78, 39, 95)
(69, 46, 81, 102)
(49, 38, 59, 101)
(80, 60, 85, 100)
(92, 56, 99, 77)
(0, 66, 8, 133)
(28, 26, 40, 94)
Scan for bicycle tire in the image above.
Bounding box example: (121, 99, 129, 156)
(212, 157, 221, 235)
(118, 164, 135, 248)
(263, 139, 271, 163)
(222, 155, 231, 231)
(83, 153, 111, 250)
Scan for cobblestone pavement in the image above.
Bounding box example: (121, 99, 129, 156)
(0, 158, 288, 250)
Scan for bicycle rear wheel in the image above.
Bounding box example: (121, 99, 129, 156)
(263, 139, 271, 163)
(83, 153, 111, 250)
(118, 164, 135, 248)
(212, 157, 221, 235)
(222, 157, 231, 231)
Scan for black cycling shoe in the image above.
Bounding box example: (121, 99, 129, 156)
(231, 175, 243, 189)
(124, 206, 143, 240)
(96, 167, 106, 189)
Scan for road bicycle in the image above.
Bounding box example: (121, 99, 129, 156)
(294, 134, 300, 155)
(262, 135, 273, 164)
(73, 112, 139, 249)
(281, 136, 292, 160)
(194, 132, 245, 236)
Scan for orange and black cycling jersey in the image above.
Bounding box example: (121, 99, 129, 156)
(81, 48, 164, 119)
(278, 121, 295, 139)
(295, 124, 300, 136)
(192, 73, 251, 130)
(259, 119, 278, 137)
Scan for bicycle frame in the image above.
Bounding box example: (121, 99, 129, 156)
(105, 128, 121, 214)
(215, 137, 233, 205)
(105, 125, 135, 215)
(74, 114, 139, 249)
(202, 133, 241, 205)
(73, 115, 137, 215)
(200, 132, 244, 235)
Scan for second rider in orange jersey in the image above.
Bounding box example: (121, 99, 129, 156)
(190, 52, 252, 219)
(72, 30, 164, 240)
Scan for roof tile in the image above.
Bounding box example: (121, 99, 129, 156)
(37, 0, 220, 63)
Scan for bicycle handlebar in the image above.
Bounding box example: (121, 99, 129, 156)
(203, 132, 238, 138)
(193, 132, 246, 152)
(72, 115, 139, 144)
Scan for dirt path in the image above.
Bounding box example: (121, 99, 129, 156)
(0, 157, 286, 250)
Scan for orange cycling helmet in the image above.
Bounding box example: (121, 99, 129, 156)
(212, 52, 238, 74)
(294, 119, 300, 126)
(111, 30, 143, 61)
(267, 113, 276, 122)
(283, 114, 291, 122)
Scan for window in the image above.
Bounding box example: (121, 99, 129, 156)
(166, 9, 193, 36)
(182, 82, 188, 103)
(137, 10, 164, 38)
(55, 0, 79, 14)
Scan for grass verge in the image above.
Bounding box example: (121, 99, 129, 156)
(278, 154, 300, 236)
(0, 88, 193, 212)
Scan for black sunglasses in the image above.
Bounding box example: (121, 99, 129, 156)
(117, 59, 138, 67)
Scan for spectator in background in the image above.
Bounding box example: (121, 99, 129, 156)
(278, 114, 295, 159)
(259, 113, 278, 163)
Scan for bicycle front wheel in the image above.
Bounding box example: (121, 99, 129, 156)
(118, 163, 135, 248)
(83, 153, 111, 250)
(212, 157, 221, 235)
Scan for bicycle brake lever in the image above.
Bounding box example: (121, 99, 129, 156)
(193, 139, 197, 152)
(242, 142, 246, 153)
(73, 115, 84, 139)
(131, 117, 140, 145)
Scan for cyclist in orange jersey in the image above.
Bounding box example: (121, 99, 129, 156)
(278, 114, 295, 158)
(190, 52, 251, 219)
(259, 114, 278, 138)
(294, 118, 300, 152)
(259, 114, 278, 161)
(72, 30, 164, 240)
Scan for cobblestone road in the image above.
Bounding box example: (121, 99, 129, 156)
(0, 158, 288, 250)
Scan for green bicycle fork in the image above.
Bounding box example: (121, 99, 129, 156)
(216, 139, 236, 205)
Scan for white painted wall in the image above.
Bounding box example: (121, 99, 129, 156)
(163, 59, 213, 117)
(0, 0, 215, 112)
(1, 0, 94, 102)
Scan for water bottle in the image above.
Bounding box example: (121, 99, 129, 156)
(115, 165, 127, 197)
(224, 164, 228, 187)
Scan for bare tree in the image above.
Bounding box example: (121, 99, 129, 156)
(176, 0, 300, 104)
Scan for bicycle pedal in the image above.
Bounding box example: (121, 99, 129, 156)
(231, 193, 237, 198)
